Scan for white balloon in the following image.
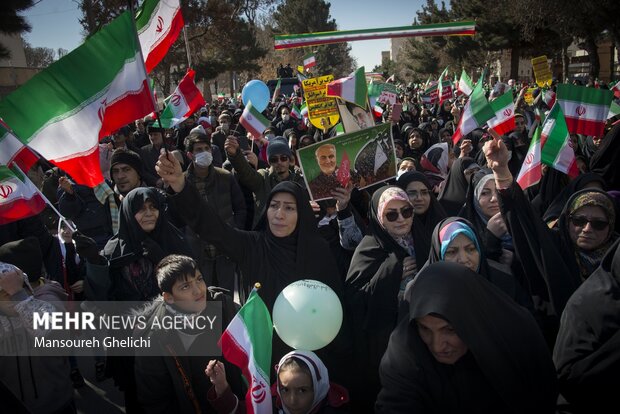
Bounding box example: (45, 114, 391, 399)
(272, 279, 343, 351)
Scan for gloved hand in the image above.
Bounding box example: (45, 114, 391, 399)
(141, 238, 166, 265)
(72, 232, 103, 264)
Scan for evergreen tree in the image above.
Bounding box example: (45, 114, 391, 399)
(0, 0, 34, 59)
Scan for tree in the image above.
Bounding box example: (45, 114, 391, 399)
(272, 0, 355, 78)
(0, 0, 34, 59)
(23, 41, 55, 68)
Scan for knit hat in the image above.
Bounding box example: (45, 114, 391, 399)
(267, 137, 293, 160)
(0, 237, 43, 282)
(110, 148, 144, 179)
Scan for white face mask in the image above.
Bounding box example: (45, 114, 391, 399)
(220, 123, 230, 132)
(194, 151, 213, 168)
(282, 114, 290, 122)
(396, 169, 407, 179)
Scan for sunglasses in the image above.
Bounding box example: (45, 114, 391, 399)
(269, 155, 289, 164)
(384, 206, 414, 222)
(569, 215, 609, 231)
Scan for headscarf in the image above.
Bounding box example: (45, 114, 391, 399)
(590, 123, 620, 190)
(420, 143, 450, 179)
(542, 172, 606, 224)
(375, 187, 415, 256)
(399, 262, 558, 413)
(559, 189, 618, 280)
(437, 220, 481, 269)
(396, 171, 447, 265)
(103, 187, 191, 264)
(472, 173, 513, 251)
(438, 157, 477, 216)
(276, 350, 330, 414)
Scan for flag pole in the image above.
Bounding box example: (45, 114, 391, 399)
(11, 163, 77, 233)
(183, 26, 192, 68)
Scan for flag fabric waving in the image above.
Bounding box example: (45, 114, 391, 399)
(271, 78, 282, 104)
(0, 124, 38, 172)
(516, 126, 542, 190)
(240, 102, 271, 138)
(136, 0, 184, 73)
(290, 104, 302, 120)
(487, 91, 516, 136)
(219, 288, 273, 414)
(159, 69, 205, 128)
(452, 81, 495, 144)
(0, 11, 155, 187)
(326, 66, 367, 108)
(457, 69, 474, 96)
(437, 67, 449, 105)
(540, 103, 579, 178)
(303, 53, 316, 70)
(608, 101, 620, 120)
(556, 84, 613, 137)
(0, 164, 46, 225)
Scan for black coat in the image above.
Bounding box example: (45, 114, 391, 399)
(377, 262, 557, 413)
(438, 157, 477, 216)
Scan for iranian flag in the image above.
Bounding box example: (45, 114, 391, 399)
(540, 103, 579, 178)
(556, 84, 613, 137)
(303, 53, 316, 70)
(136, 0, 184, 73)
(608, 101, 620, 119)
(487, 90, 515, 135)
(300, 101, 309, 120)
(452, 81, 495, 144)
(290, 104, 302, 120)
(0, 11, 155, 187)
(240, 102, 271, 138)
(516, 126, 542, 190)
(219, 288, 273, 414)
(0, 124, 38, 172)
(159, 69, 205, 128)
(326, 66, 367, 108)
(0, 164, 46, 225)
(271, 78, 281, 104)
(611, 81, 620, 99)
(437, 66, 449, 105)
(458, 69, 474, 96)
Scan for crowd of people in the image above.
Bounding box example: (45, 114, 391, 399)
(1, 72, 619, 414)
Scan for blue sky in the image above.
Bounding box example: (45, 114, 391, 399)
(21, 0, 426, 70)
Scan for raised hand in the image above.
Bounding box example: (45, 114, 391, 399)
(155, 149, 185, 193)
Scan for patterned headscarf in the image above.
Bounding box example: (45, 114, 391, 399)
(568, 191, 616, 233)
(438, 221, 481, 271)
(377, 187, 412, 229)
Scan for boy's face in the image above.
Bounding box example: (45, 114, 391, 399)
(164, 270, 207, 314)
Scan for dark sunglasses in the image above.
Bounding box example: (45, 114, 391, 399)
(569, 215, 609, 231)
(269, 155, 289, 164)
(384, 206, 414, 222)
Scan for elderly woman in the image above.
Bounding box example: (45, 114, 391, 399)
(377, 262, 558, 413)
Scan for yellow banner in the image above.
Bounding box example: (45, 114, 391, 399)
(302, 75, 340, 129)
(531, 55, 552, 87)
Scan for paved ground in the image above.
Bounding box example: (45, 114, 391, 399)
(72, 357, 125, 414)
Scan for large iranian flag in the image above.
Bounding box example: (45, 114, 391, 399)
(540, 103, 579, 178)
(0, 165, 46, 225)
(487, 90, 515, 136)
(159, 69, 205, 128)
(326, 66, 367, 108)
(136, 0, 184, 73)
(0, 11, 155, 187)
(219, 288, 273, 414)
(240, 102, 271, 138)
(556, 84, 613, 137)
(452, 81, 495, 144)
(516, 126, 542, 190)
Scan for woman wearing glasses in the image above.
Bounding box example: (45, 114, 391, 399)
(344, 186, 417, 410)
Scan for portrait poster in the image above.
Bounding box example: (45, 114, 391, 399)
(301, 75, 340, 129)
(335, 98, 374, 133)
(297, 123, 396, 201)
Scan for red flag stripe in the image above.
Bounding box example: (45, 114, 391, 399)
(563, 117, 606, 137)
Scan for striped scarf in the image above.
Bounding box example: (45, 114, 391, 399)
(93, 182, 119, 234)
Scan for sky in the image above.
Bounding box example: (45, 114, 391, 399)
(21, 0, 426, 70)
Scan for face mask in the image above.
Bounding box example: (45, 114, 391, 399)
(220, 123, 230, 132)
(396, 169, 408, 179)
(194, 151, 213, 168)
(282, 115, 290, 122)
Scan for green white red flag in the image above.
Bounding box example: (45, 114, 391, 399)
(326, 66, 368, 108)
(516, 126, 542, 190)
(487, 91, 516, 136)
(136, 0, 184, 73)
(0, 11, 155, 187)
(271, 78, 281, 104)
(159, 69, 205, 128)
(556, 84, 613, 137)
(0, 123, 38, 172)
(437, 67, 449, 105)
(0, 164, 46, 225)
(452, 80, 495, 144)
(303, 53, 316, 70)
(540, 103, 579, 178)
(611, 81, 620, 99)
(219, 288, 273, 414)
(608, 101, 620, 119)
(240, 102, 271, 138)
(290, 104, 302, 120)
(457, 69, 474, 96)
